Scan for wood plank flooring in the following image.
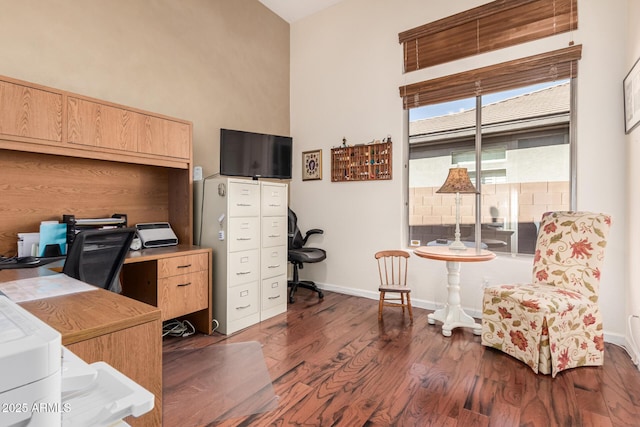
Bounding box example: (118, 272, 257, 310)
(162, 291, 640, 427)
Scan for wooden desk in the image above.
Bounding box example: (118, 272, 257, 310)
(121, 244, 213, 335)
(414, 246, 495, 337)
(0, 266, 162, 427)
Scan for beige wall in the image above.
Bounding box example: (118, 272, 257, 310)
(626, 0, 640, 364)
(290, 0, 629, 344)
(0, 0, 290, 178)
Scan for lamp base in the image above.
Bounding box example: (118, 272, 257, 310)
(448, 239, 467, 251)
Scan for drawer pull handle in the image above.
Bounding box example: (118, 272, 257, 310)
(236, 203, 252, 207)
(269, 203, 280, 207)
(177, 264, 192, 269)
(236, 271, 251, 275)
(268, 295, 281, 300)
(236, 304, 251, 310)
(177, 282, 192, 287)
(237, 237, 252, 241)
(268, 234, 280, 238)
(268, 264, 280, 269)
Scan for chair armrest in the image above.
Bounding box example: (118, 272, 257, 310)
(303, 229, 324, 245)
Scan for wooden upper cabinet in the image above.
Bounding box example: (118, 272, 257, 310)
(67, 97, 139, 152)
(68, 96, 190, 160)
(138, 115, 190, 159)
(0, 78, 62, 143)
(0, 74, 191, 168)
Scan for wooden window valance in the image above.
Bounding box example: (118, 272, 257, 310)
(399, 44, 581, 110)
(399, 0, 578, 73)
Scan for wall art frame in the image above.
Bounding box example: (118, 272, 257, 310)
(302, 149, 322, 181)
(624, 56, 640, 134)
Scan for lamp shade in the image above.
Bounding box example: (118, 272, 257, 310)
(436, 167, 477, 194)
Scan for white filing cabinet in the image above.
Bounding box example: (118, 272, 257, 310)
(198, 177, 287, 335)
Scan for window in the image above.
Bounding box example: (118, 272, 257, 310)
(408, 80, 572, 255)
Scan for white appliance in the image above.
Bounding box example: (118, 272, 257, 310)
(0, 295, 61, 427)
(0, 295, 154, 427)
(135, 222, 178, 248)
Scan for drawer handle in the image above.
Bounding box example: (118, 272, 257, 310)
(236, 304, 251, 310)
(177, 282, 192, 287)
(268, 234, 280, 238)
(237, 237, 252, 241)
(268, 203, 280, 207)
(236, 203, 252, 207)
(268, 264, 280, 269)
(177, 264, 192, 269)
(236, 271, 251, 275)
(268, 295, 280, 300)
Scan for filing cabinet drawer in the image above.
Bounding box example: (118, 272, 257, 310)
(261, 275, 287, 311)
(261, 246, 286, 278)
(261, 183, 287, 216)
(158, 270, 208, 321)
(261, 216, 287, 248)
(229, 217, 260, 252)
(228, 283, 260, 321)
(228, 181, 260, 217)
(158, 253, 208, 278)
(228, 249, 260, 287)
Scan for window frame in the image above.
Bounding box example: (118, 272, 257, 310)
(406, 80, 576, 255)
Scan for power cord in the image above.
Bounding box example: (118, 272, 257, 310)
(162, 319, 196, 337)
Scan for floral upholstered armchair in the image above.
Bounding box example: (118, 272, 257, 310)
(481, 211, 612, 377)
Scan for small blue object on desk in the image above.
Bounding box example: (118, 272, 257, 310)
(39, 222, 67, 257)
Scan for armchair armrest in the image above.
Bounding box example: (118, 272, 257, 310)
(302, 229, 324, 245)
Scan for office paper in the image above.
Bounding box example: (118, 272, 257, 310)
(0, 274, 96, 303)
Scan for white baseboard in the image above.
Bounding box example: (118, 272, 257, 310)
(317, 282, 636, 353)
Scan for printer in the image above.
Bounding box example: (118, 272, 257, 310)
(0, 295, 154, 426)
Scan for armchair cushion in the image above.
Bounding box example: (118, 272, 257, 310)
(483, 283, 603, 376)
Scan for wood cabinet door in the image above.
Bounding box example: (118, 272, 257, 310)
(138, 115, 190, 159)
(0, 79, 62, 142)
(67, 97, 139, 152)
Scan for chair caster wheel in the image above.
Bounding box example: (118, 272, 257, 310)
(318, 292, 324, 299)
(289, 296, 295, 304)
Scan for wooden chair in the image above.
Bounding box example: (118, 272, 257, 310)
(376, 250, 413, 323)
(481, 211, 611, 377)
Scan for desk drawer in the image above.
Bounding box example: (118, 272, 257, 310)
(229, 217, 260, 252)
(261, 275, 287, 311)
(159, 270, 208, 320)
(261, 216, 287, 248)
(228, 249, 260, 288)
(261, 183, 287, 216)
(261, 246, 286, 278)
(228, 283, 259, 321)
(158, 253, 208, 278)
(228, 181, 260, 217)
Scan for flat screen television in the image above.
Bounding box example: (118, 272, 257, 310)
(220, 128, 292, 180)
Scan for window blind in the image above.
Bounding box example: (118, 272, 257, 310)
(399, 45, 581, 110)
(399, 0, 577, 73)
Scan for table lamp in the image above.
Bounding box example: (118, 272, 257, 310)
(436, 167, 478, 251)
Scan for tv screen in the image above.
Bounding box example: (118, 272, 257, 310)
(220, 128, 292, 179)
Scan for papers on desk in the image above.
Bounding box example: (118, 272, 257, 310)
(0, 273, 96, 303)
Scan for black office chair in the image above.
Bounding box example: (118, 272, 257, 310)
(63, 227, 136, 292)
(287, 208, 326, 303)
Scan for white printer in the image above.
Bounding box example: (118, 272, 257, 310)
(0, 295, 154, 427)
(0, 295, 61, 426)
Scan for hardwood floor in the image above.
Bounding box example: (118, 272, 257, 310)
(162, 291, 640, 426)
